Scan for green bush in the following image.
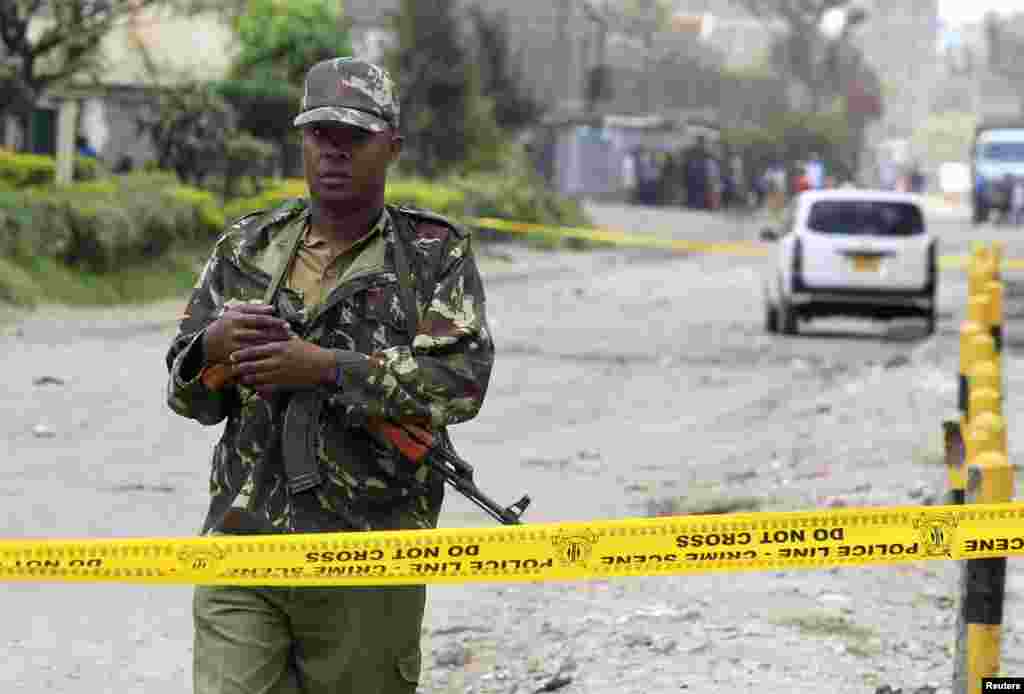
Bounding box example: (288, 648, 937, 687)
(385, 179, 467, 216)
(1, 173, 223, 272)
(74, 155, 101, 182)
(226, 169, 588, 230)
(0, 156, 593, 291)
(222, 178, 308, 222)
(0, 149, 54, 187)
(0, 148, 102, 188)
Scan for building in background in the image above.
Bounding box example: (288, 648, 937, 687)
(2, 5, 234, 171)
(932, 12, 1024, 119)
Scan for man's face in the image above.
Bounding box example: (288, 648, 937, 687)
(301, 123, 402, 208)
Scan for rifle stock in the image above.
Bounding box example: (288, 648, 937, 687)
(201, 363, 233, 390)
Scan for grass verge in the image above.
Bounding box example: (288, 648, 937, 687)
(644, 493, 768, 517)
(0, 246, 208, 308)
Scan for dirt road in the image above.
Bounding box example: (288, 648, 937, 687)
(2, 202, 1023, 693)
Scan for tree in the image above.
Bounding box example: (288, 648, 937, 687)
(216, 0, 353, 176)
(467, 6, 544, 132)
(732, 0, 867, 113)
(136, 78, 274, 196)
(138, 80, 237, 186)
(0, 0, 169, 147)
(131, 39, 273, 196)
(229, 0, 351, 89)
(733, 1, 880, 175)
(387, 0, 503, 177)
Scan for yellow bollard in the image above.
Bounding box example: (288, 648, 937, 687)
(954, 388, 1003, 505)
(967, 412, 1007, 460)
(968, 249, 995, 298)
(968, 361, 1000, 391)
(967, 338, 1001, 430)
(966, 295, 991, 328)
(968, 387, 1002, 421)
(990, 241, 1004, 280)
(968, 336, 999, 385)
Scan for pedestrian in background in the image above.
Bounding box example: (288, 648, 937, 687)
(621, 147, 638, 203)
(635, 148, 661, 206)
(805, 152, 825, 190)
(684, 136, 710, 210)
(794, 162, 811, 194)
(707, 155, 722, 211)
(75, 135, 97, 159)
(764, 159, 787, 220)
(165, 57, 495, 694)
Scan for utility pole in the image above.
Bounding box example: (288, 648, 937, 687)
(638, 0, 657, 114)
(582, 1, 609, 114)
(556, 0, 571, 113)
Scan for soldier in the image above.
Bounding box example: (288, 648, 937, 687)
(165, 57, 495, 694)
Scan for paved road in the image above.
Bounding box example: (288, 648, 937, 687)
(2, 200, 1023, 693)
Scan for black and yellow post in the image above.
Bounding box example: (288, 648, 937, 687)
(958, 298, 989, 429)
(952, 283, 991, 504)
(953, 443, 1014, 694)
(959, 331, 996, 493)
(954, 349, 1012, 694)
(943, 419, 965, 505)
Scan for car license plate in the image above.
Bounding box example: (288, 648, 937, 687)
(852, 255, 880, 272)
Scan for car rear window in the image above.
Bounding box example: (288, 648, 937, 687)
(806, 200, 924, 237)
(979, 141, 1024, 162)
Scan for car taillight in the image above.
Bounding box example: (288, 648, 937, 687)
(792, 236, 805, 290)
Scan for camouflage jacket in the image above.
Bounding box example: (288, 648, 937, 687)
(165, 200, 494, 535)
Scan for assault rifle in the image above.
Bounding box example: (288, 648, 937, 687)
(201, 365, 531, 526)
(367, 418, 531, 526)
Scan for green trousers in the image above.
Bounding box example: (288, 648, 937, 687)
(193, 584, 425, 694)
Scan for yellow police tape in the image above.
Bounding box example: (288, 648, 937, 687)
(4, 502, 1024, 587)
(463, 216, 1024, 272)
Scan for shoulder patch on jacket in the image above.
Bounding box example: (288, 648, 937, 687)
(394, 205, 469, 240)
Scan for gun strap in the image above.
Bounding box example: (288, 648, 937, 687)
(259, 212, 322, 495)
(264, 211, 309, 305)
(283, 207, 426, 498)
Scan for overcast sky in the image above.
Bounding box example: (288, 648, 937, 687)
(939, 0, 1022, 26)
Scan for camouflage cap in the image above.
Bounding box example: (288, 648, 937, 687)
(293, 57, 400, 133)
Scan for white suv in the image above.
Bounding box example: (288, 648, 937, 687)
(761, 190, 937, 336)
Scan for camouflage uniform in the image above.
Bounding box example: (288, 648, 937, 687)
(166, 58, 495, 694)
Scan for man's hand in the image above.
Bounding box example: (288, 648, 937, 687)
(230, 337, 337, 392)
(203, 302, 292, 364)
